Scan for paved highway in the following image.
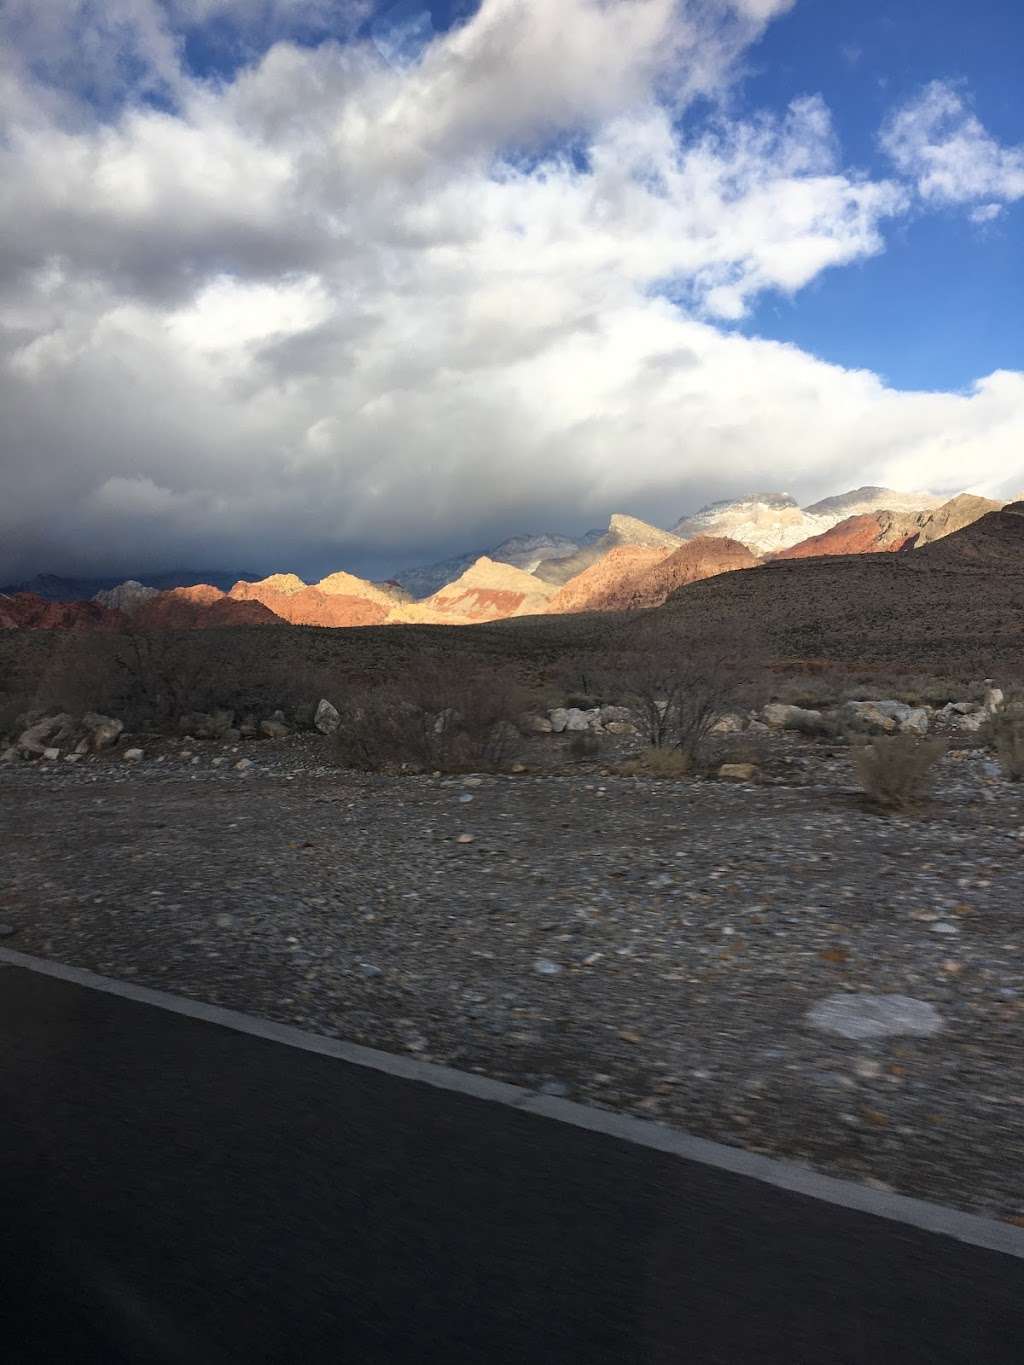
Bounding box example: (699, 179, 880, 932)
(1, 961, 1021, 1363)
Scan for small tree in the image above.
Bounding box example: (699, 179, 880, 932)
(604, 624, 757, 769)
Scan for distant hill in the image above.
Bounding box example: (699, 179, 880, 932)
(534, 515, 682, 586)
(392, 533, 583, 599)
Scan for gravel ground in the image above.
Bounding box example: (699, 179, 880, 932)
(2, 733, 1023, 1224)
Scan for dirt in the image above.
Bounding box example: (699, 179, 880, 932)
(2, 731, 1023, 1223)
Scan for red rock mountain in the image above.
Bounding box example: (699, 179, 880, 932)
(229, 573, 389, 627)
(0, 593, 115, 630)
(394, 557, 558, 623)
(771, 511, 919, 559)
(550, 537, 759, 613)
(545, 547, 672, 613)
(136, 585, 283, 628)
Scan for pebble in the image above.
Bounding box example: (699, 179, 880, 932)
(534, 959, 562, 976)
(359, 962, 384, 978)
(458, 793, 474, 804)
(807, 994, 944, 1041)
(931, 922, 960, 935)
(455, 834, 475, 844)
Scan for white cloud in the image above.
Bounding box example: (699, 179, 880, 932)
(0, 4, 1021, 579)
(881, 79, 1024, 210)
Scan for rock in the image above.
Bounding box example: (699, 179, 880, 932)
(711, 713, 746, 735)
(455, 834, 475, 844)
(1, 747, 20, 762)
(548, 708, 569, 733)
(271, 709, 286, 722)
(841, 701, 898, 734)
(234, 759, 253, 771)
(42, 747, 60, 760)
(747, 720, 770, 735)
(534, 959, 563, 976)
(64, 753, 82, 763)
(462, 777, 484, 788)
(942, 701, 980, 717)
(718, 763, 759, 782)
(510, 763, 528, 774)
(314, 699, 340, 735)
(259, 720, 290, 740)
(984, 685, 1005, 714)
(211, 757, 228, 767)
(807, 993, 943, 1040)
(122, 748, 144, 762)
(523, 714, 554, 734)
(565, 707, 602, 732)
(91, 722, 124, 752)
(17, 714, 72, 757)
(901, 708, 930, 736)
(604, 721, 638, 735)
(762, 703, 822, 731)
(358, 962, 384, 978)
(74, 736, 91, 755)
(955, 711, 988, 734)
(599, 705, 633, 724)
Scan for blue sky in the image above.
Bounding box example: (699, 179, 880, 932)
(2, 0, 1023, 579)
(741, 0, 1024, 390)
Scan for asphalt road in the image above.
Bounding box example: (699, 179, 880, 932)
(1, 963, 1022, 1364)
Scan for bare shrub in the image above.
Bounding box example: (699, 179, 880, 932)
(333, 662, 525, 772)
(618, 747, 692, 778)
(987, 703, 1024, 781)
(602, 624, 760, 768)
(566, 731, 601, 761)
(852, 736, 945, 810)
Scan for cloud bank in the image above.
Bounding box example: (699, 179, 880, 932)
(1, 1, 1022, 580)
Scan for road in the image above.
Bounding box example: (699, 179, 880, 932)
(1, 961, 1021, 1363)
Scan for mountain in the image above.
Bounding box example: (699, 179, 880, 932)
(773, 494, 1001, 560)
(229, 574, 389, 627)
(93, 580, 161, 611)
(544, 547, 673, 613)
(534, 515, 682, 586)
(911, 493, 1003, 546)
(770, 511, 920, 559)
(393, 557, 559, 623)
(135, 585, 283, 629)
(670, 488, 939, 556)
(549, 537, 759, 613)
(1, 570, 262, 601)
(0, 593, 116, 631)
(643, 505, 1024, 672)
(393, 533, 583, 599)
(916, 501, 1024, 564)
(802, 486, 941, 520)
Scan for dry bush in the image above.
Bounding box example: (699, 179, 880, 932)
(566, 731, 601, 761)
(852, 735, 945, 810)
(618, 746, 693, 778)
(987, 703, 1024, 781)
(333, 662, 525, 773)
(602, 624, 761, 767)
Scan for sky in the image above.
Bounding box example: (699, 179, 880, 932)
(1, 0, 1023, 583)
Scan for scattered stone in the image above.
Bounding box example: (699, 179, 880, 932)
(64, 753, 82, 763)
(855, 1059, 883, 1080)
(358, 962, 384, 979)
(930, 922, 960, 935)
(455, 834, 475, 844)
(711, 713, 746, 735)
(462, 777, 484, 788)
(122, 748, 144, 762)
(234, 759, 253, 772)
(458, 793, 474, 804)
(314, 699, 340, 735)
(524, 714, 554, 734)
(548, 708, 569, 733)
(211, 757, 228, 768)
(42, 748, 60, 761)
(807, 993, 944, 1041)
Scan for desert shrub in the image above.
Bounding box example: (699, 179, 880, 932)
(987, 702, 1024, 781)
(852, 735, 945, 810)
(601, 624, 761, 767)
(618, 746, 693, 778)
(566, 731, 601, 760)
(333, 663, 524, 773)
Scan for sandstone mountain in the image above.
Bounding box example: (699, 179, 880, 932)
(393, 532, 585, 599)
(553, 536, 760, 613)
(135, 585, 282, 629)
(773, 494, 1001, 560)
(229, 573, 390, 627)
(534, 515, 682, 586)
(802, 486, 941, 520)
(771, 511, 920, 559)
(911, 493, 1003, 546)
(916, 501, 1024, 564)
(401, 556, 559, 623)
(0, 593, 115, 630)
(544, 547, 672, 614)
